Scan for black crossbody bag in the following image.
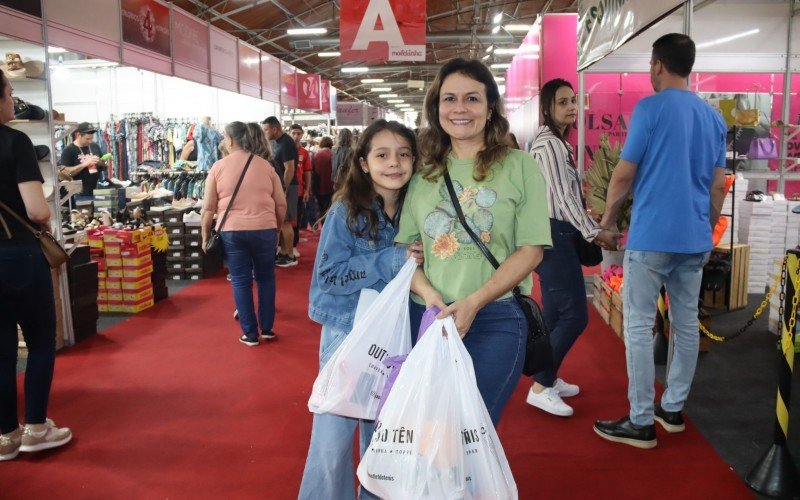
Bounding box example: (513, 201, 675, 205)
(443, 171, 552, 376)
(205, 153, 254, 256)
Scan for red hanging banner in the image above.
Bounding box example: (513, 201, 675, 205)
(320, 79, 331, 113)
(340, 0, 426, 62)
(297, 73, 321, 111)
(121, 0, 170, 57)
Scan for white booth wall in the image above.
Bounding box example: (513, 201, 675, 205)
(50, 65, 279, 125)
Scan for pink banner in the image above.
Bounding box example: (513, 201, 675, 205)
(172, 6, 209, 85)
(238, 41, 261, 98)
(261, 52, 280, 103)
(210, 25, 238, 93)
(298, 73, 321, 111)
(45, 0, 121, 62)
(281, 62, 298, 109)
(542, 14, 576, 88)
(320, 79, 331, 113)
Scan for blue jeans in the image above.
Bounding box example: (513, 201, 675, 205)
(410, 298, 527, 426)
(623, 250, 710, 426)
(534, 219, 588, 387)
(298, 325, 378, 500)
(0, 244, 56, 433)
(220, 229, 277, 340)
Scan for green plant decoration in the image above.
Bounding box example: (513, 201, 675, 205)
(585, 134, 633, 231)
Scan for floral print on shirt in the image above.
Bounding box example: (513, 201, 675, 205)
(423, 180, 497, 260)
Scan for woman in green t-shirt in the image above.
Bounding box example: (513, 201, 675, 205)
(395, 59, 552, 425)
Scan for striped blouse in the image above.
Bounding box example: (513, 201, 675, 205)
(529, 125, 601, 241)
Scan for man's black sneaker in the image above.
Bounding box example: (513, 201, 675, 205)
(239, 335, 259, 347)
(654, 403, 685, 433)
(275, 254, 297, 268)
(593, 416, 657, 449)
(260, 330, 276, 340)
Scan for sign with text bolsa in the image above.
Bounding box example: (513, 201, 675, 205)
(340, 0, 426, 62)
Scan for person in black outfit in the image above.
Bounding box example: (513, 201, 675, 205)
(59, 122, 106, 196)
(262, 116, 299, 267)
(0, 69, 72, 461)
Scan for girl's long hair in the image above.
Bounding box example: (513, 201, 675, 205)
(419, 58, 510, 182)
(333, 119, 418, 240)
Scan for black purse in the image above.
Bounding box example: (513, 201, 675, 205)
(205, 153, 254, 256)
(443, 171, 553, 376)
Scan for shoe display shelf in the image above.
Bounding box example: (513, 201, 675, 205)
(3, 35, 75, 346)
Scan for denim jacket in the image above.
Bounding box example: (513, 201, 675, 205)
(308, 200, 407, 331)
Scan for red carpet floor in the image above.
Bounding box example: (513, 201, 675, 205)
(4, 233, 750, 499)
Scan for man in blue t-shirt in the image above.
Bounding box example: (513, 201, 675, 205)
(594, 33, 727, 449)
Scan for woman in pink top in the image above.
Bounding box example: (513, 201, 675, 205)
(201, 121, 287, 346)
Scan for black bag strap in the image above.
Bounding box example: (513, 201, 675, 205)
(443, 170, 523, 296)
(216, 153, 254, 233)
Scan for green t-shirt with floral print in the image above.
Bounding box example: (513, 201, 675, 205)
(396, 149, 552, 304)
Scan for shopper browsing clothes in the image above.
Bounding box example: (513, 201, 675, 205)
(594, 34, 728, 449)
(298, 120, 423, 500)
(395, 58, 552, 426)
(59, 122, 106, 196)
(0, 69, 72, 461)
(526, 78, 620, 417)
(201, 121, 287, 346)
(312, 136, 335, 220)
(262, 116, 299, 267)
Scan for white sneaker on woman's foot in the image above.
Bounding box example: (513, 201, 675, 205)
(554, 378, 580, 398)
(20, 419, 72, 452)
(526, 387, 574, 417)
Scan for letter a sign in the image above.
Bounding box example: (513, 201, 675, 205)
(340, 0, 426, 62)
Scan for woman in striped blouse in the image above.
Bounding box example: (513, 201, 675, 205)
(527, 78, 619, 418)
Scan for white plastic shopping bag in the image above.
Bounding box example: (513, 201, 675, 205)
(308, 258, 416, 420)
(357, 317, 518, 499)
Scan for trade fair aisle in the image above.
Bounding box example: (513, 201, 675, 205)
(5, 236, 750, 499)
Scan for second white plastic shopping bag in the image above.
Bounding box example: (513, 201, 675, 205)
(357, 316, 518, 499)
(307, 258, 416, 420)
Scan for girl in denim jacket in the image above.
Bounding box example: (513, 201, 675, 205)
(299, 120, 422, 500)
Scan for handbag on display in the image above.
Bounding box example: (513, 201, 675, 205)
(0, 200, 69, 268)
(205, 153, 254, 257)
(444, 171, 552, 376)
(748, 136, 778, 160)
(733, 108, 759, 128)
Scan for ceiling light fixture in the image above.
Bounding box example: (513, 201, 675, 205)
(379, 94, 398, 98)
(318, 51, 340, 57)
(486, 45, 494, 53)
(493, 13, 503, 24)
(370, 87, 391, 92)
(696, 28, 760, 49)
(47, 46, 67, 54)
(490, 63, 510, 69)
(504, 24, 531, 32)
(493, 48, 519, 55)
(481, 54, 490, 60)
(361, 78, 384, 83)
(287, 28, 327, 35)
(387, 99, 404, 103)
(342, 67, 369, 73)
(492, 26, 500, 34)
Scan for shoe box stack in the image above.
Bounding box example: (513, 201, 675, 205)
(720, 174, 748, 244)
(739, 198, 774, 294)
(153, 209, 223, 280)
(66, 245, 99, 342)
(151, 248, 168, 303)
(92, 187, 125, 217)
(92, 227, 156, 314)
(769, 197, 790, 281)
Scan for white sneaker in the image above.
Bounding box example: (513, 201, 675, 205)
(554, 378, 580, 398)
(292, 248, 300, 258)
(183, 211, 201, 224)
(20, 419, 72, 452)
(526, 387, 574, 417)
